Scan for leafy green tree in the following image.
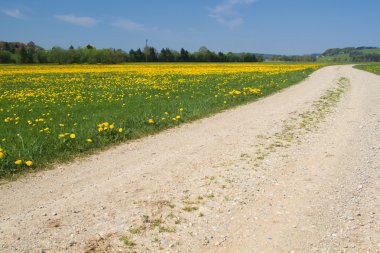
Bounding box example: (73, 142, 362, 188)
(48, 47, 67, 64)
(179, 48, 190, 62)
(0, 50, 12, 63)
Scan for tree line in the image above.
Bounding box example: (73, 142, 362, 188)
(0, 41, 264, 64)
(269, 54, 318, 62)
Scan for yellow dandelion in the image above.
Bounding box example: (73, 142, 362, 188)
(86, 138, 93, 143)
(0, 152, 4, 159)
(25, 161, 33, 167)
(69, 133, 76, 139)
(15, 160, 22, 165)
(118, 128, 123, 133)
(148, 118, 155, 124)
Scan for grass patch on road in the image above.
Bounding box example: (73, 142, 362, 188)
(254, 77, 350, 163)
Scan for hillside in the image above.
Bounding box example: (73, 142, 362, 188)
(318, 46, 380, 62)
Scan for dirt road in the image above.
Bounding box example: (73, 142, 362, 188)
(0, 65, 379, 253)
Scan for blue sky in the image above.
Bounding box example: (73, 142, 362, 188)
(1, 0, 379, 54)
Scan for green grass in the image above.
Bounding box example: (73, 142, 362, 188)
(361, 48, 380, 54)
(119, 236, 135, 247)
(128, 225, 146, 234)
(318, 54, 351, 62)
(0, 63, 323, 178)
(182, 205, 199, 212)
(354, 63, 380, 75)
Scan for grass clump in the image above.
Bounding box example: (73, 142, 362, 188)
(120, 236, 135, 247)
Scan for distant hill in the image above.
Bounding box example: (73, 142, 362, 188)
(318, 46, 380, 62)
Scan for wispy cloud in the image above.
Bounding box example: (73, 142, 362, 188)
(1, 8, 23, 19)
(209, 0, 257, 28)
(55, 14, 98, 27)
(112, 18, 145, 31)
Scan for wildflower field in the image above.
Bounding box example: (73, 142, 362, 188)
(0, 63, 322, 177)
(355, 63, 380, 75)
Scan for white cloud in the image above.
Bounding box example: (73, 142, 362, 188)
(112, 18, 145, 31)
(1, 8, 23, 19)
(209, 0, 257, 28)
(55, 14, 98, 27)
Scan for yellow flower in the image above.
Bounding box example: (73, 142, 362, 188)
(176, 115, 181, 119)
(118, 128, 123, 133)
(98, 127, 104, 132)
(109, 124, 115, 129)
(25, 160, 33, 167)
(179, 108, 184, 111)
(0, 152, 4, 159)
(15, 160, 22, 165)
(148, 118, 155, 124)
(69, 133, 76, 139)
(86, 138, 93, 143)
(59, 123, 64, 127)
(58, 134, 65, 139)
